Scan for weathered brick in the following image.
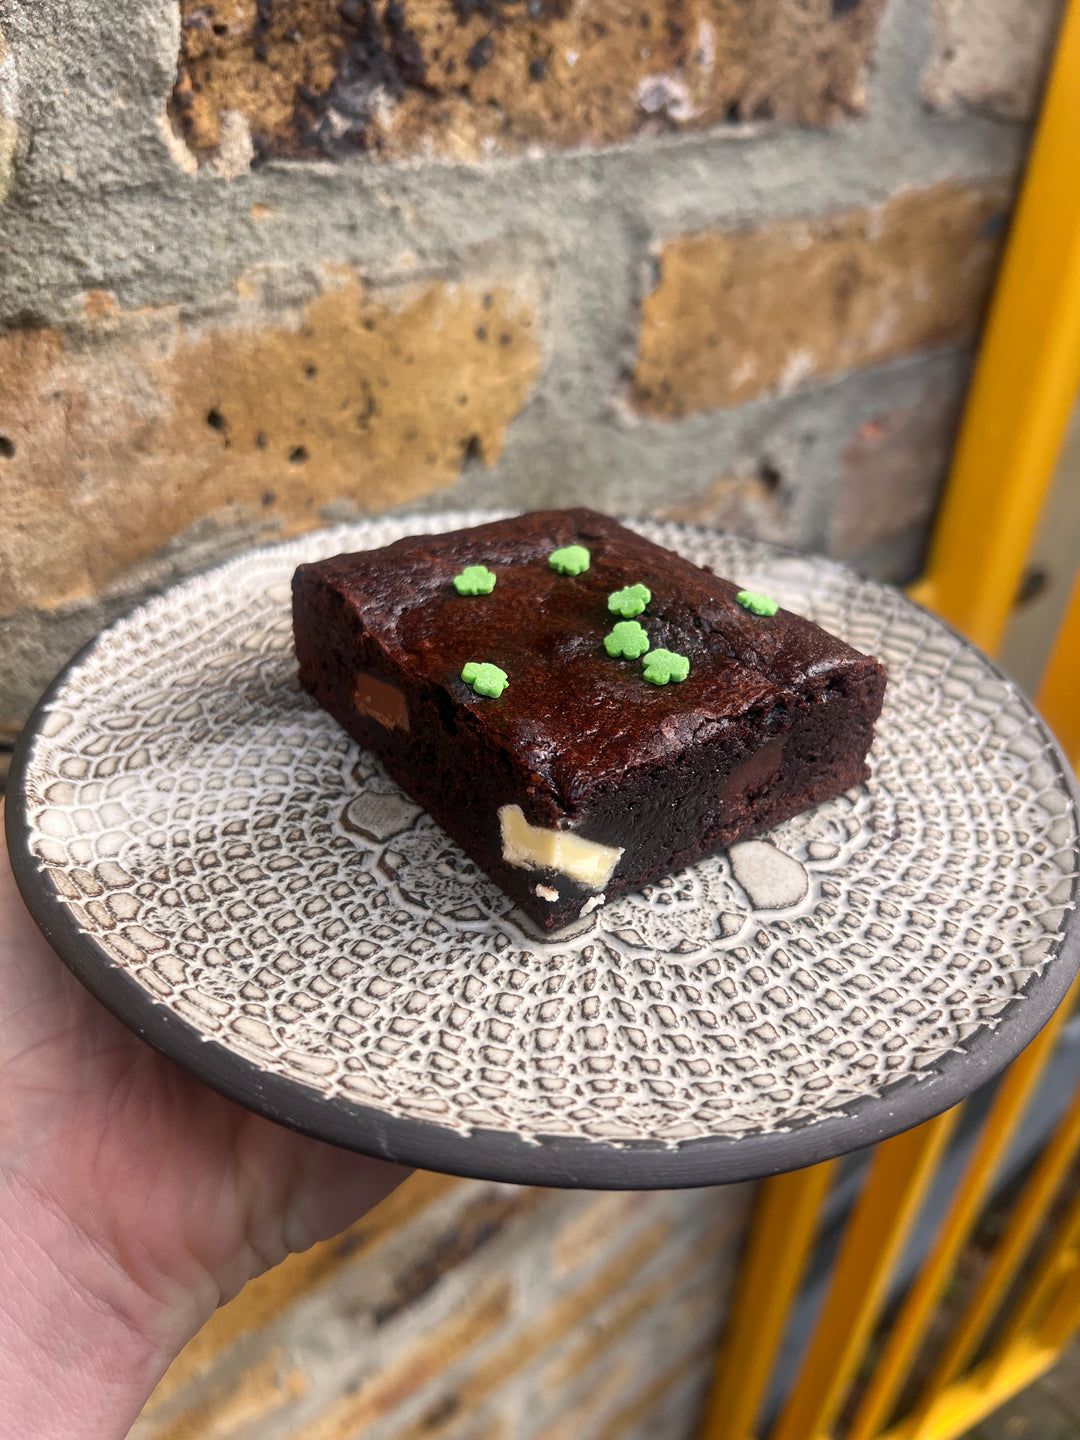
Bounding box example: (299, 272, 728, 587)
(167, 0, 884, 169)
(655, 465, 786, 540)
(542, 1202, 748, 1393)
(140, 1180, 538, 1428)
(131, 1185, 750, 1440)
(0, 269, 540, 621)
(827, 385, 961, 562)
(374, 1196, 738, 1440)
(394, 1405, 513, 1440)
(291, 1279, 514, 1439)
(453, 1219, 672, 1409)
(552, 1190, 654, 1278)
(140, 1172, 462, 1416)
(0, 28, 15, 205)
(137, 1348, 308, 1440)
(923, 0, 1065, 122)
(541, 1328, 719, 1440)
(532, 1352, 644, 1440)
(349, 1213, 673, 1440)
(630, 182, 1008, 420)
(592, 1342, 713, 1440)
(372, 1183, 543, 1325)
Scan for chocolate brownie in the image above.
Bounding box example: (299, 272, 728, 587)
(292, 510, 886, 931)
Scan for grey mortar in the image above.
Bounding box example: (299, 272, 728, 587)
(0, 345, 974, 729)
(0, 0, 1027, 319)
(0, 0, 1030, 726)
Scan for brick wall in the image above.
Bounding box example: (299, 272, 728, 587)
(0, 0, 1064, 1432)
(126, 1173, 752, 1440)
(0, 0, 1062, 751)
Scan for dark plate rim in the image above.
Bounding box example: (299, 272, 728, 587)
(7, 521, 1080, 1189)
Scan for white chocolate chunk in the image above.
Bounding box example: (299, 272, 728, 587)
(535, 884, 559, 902)
(499, 806, 623, 890)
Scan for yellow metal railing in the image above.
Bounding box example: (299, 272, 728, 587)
(1038, 570, 1080, 771)
(908, 0, 1080, 657)
(701, 1, 1080, 1435)
(769, 1115, 960, 1440)
(702, 1163, 839, 1439)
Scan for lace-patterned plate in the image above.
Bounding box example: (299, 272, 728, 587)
(7, 516, 1080, 1188)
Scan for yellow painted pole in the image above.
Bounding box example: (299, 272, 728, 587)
(1036, 567, 1080, 770)
(700, 1162, 837, 1440)
(769, 1112, 960, 1440)
(881, 1339, 1058, 1440)
(908, 0, 1080, 655)
(992, 1183, 1080, 1360)
(705, 13, 1080, 1439)
(1036, 1249, 1080, 1351)
(923, 1078, 1080, 1400)
(847, 999, 1076, 1440)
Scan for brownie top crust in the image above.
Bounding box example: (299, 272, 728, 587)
(296, 509, 881, 812)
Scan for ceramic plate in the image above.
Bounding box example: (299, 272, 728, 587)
(7, 515, 1080, 1187)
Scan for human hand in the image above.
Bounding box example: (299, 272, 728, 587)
(0, 805, 409, 1438)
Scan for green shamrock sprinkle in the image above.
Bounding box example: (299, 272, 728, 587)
(453, 564, 497, 596)
(736, 589, 779, 617)
(548, 545, 591, 576)
(604, 620, 650, 659)
(642, 649, 690, 685)
(461, 662, 508, 698)
(608, 582, 652, 618)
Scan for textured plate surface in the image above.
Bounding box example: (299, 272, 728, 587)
(8, 515, 1080, 1188)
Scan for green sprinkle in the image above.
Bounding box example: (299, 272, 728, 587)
(461, 661, 508, 698)
(642, 649, 690, 685)
(453, 564, 497, 596)
(608, 582, 652, 618)
(548, 545, 590, 576)
(736, 589, 779, 617)
(604, 620, 650, 660)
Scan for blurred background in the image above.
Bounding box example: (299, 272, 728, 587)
(2, 2, 1079, 1438)
(0, 0, 1071, 767)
